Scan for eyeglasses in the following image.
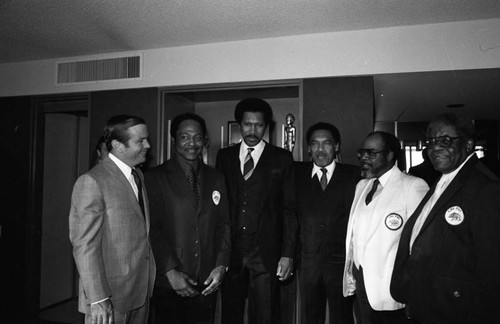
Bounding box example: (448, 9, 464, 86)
(356, 149, 386, 159)
(424, 136, 463, 148)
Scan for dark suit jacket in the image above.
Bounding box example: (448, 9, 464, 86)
(216, 143, 298, 272)
(391, 155, 500, 323)
(69, 156, 156, 313)
(145, 158, 231, 289)
(296, 162, 359, 270)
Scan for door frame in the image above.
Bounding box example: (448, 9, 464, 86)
(25, 94, 89, 321)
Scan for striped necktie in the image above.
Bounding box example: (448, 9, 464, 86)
(243, 148, 255, 181)
(320, 168, 328, 191)
(187, 165, 200, 205)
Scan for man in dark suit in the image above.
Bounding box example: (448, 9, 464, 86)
(145, 113, 231, 324)
(296, 122, 359, 324)
(69, 115, 156, 324)
(216, 98, 298, 324)
(391, 112, 500, 323)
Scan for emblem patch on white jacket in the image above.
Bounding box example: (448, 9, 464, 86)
(385, 213, 403, 230)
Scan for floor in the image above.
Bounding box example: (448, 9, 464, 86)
(38, 299, 83, 324)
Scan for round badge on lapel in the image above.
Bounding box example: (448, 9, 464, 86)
(445, 206, 464, 225)
(385, 213, 403, 231)
(212, 190, 221, 205)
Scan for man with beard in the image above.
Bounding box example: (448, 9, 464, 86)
(296, 122, 359, 324)
(145, 113, 231, 324)
(391, 113, 500, 323)
(343, 131, 428, 324)
(216, 98, 298, 324)
(69, 115, 156, 324)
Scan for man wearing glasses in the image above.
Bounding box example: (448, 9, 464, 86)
(391, 113, 500, 323)
(343, 131, 428, 323)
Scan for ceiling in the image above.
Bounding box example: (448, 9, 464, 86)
(1, 0, 500, 121)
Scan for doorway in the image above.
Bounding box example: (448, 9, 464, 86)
(32, 96, 89, 323)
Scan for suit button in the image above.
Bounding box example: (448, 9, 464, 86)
(320, 224, 325, 228)
(453, 291, 460, 298)
(195, 240, 199, 244)
(242, 226, 246, 230)
(242, 209, 246, 213)
(195, 254, 198, 258)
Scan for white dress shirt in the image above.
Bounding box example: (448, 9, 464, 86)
(239, 140, 266, 175)
(311, 160, 336, 185)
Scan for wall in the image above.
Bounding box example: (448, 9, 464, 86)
(90, 88, 160, 169)
(303, 76, 374, 166)
(1, 19, 499, 97)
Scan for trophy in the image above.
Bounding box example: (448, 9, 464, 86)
(284, 113, 296, 153)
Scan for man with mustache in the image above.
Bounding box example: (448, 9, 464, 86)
(296, 122, 359, 324)
(216, 98, 298, 324)
(145, 113, 231, 324)
(391, 113, 500, 323)
(343, 131, 428, 323)
(69, 115, 156, 324)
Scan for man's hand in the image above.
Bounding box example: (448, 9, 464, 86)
(90, 299, 113, 324)
(202, 266, 226, 296)
(166, 269, 199, 297)
(276, 257, 294, 281)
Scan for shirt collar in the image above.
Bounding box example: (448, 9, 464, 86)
(311, 160, 336, 179)
(439, 152, 475, 185)
(175, 153, 199, 177)
(240, 139, 265, 158)
(376, 164, 399, 188)
(108, 152, 132, 178)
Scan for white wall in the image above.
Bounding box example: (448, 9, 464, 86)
(1, 18, 500, 97)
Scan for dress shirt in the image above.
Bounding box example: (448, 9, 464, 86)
(239, 140, 265, 174)
(352, 165, 397, 268)
(409, 153, 475, 252)
(108, 153, 139, 200)
(311, 160, 336, 185)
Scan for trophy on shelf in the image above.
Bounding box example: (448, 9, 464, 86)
(284, 113, 296, 153)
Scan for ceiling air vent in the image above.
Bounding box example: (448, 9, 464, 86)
(57, 55, 141, 84)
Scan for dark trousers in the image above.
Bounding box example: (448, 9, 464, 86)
(300, 256, 354, 324)
(352, 266, 411, 324)
(221, 233, 280, 324)
(151, 285, 216, 324)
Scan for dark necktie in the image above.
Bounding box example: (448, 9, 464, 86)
(365, 178, 379, 205)
(131, 168, 145, 215)
(320, 168, 328, 191)
(187, 165, 200, 205)
(243, 148, 255, 181)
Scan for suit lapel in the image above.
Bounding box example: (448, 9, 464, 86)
(255, 144, 273, 209)
(365, 169, 401, 240)
(418, 156, 477, 234)
(167, 158, 198, 215)
(198, 163, 213, 216)
(102, 157, 144, 221)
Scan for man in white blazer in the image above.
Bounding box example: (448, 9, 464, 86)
(343, 131, 428, 323)
(69, 115, 156, 324)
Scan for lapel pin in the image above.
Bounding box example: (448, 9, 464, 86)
(445, 206, 464, 225)
(212, 190, 221, 205)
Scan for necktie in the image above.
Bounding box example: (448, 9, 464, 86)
(243, 148, 255, 181)
(187, 165, 200, 205)
(131, 168, 145, 215)
(365, 178, 379, 205)
(320, 168, 328, 191)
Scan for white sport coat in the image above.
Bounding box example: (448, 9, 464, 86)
(343, 165, 428, 310)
